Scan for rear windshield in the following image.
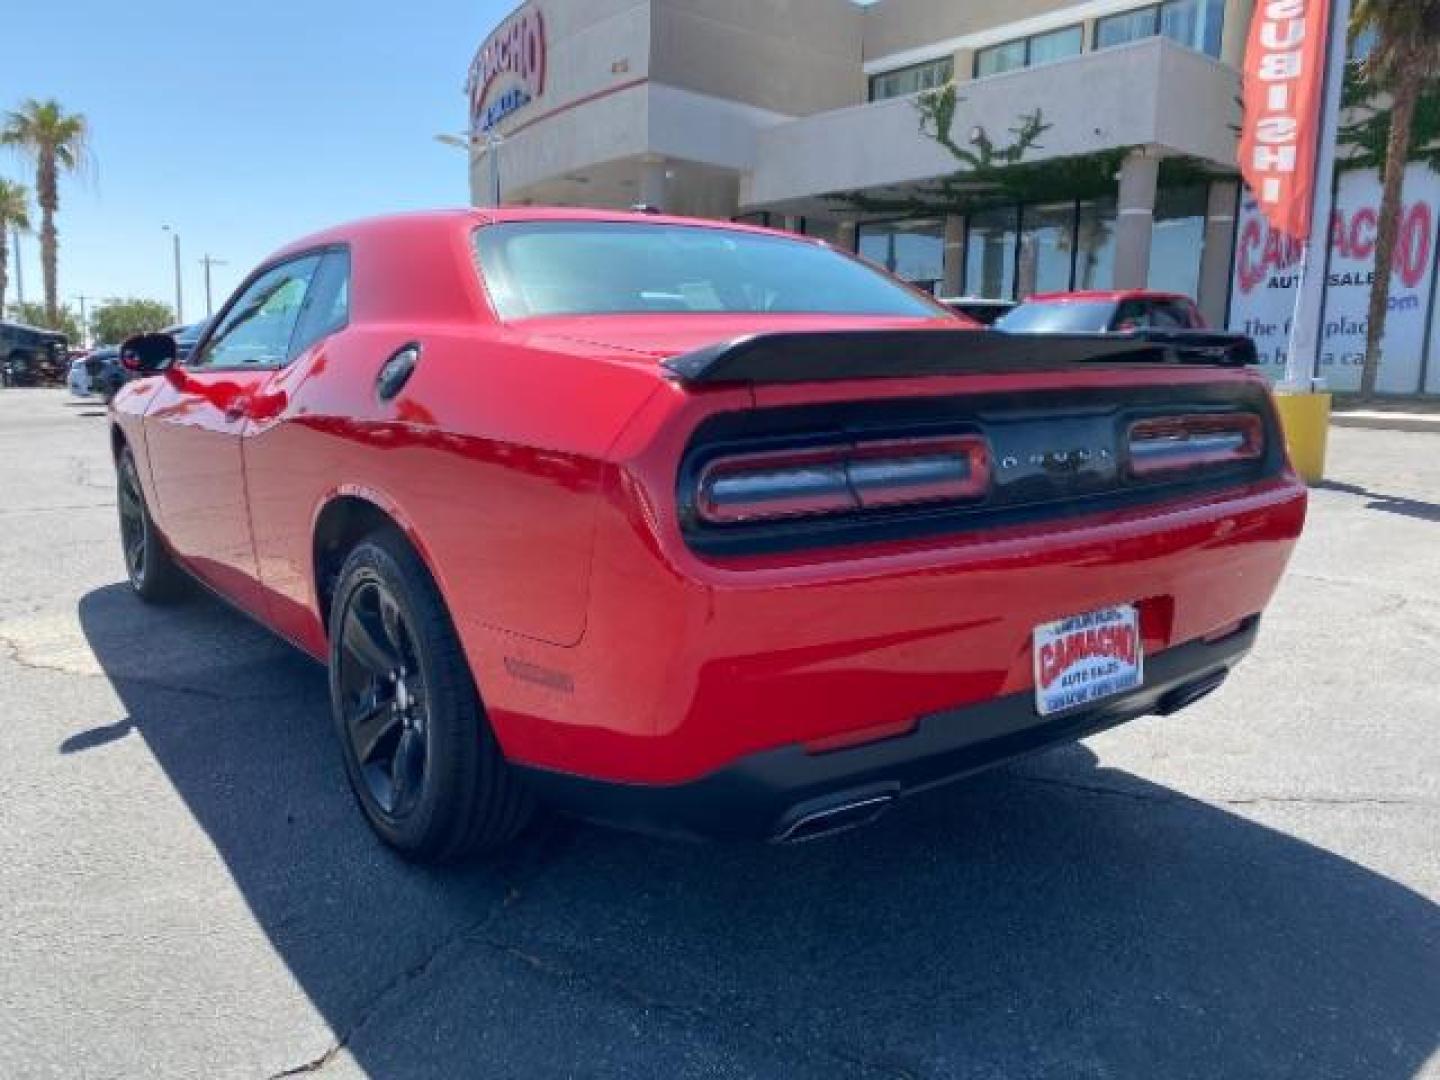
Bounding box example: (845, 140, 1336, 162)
(996, 300, 1116, 333)
(473, 221, 946, 320)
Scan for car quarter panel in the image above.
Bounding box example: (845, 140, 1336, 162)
(240, 320, 665, 655)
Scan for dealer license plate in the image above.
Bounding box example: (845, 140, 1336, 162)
(1032, 604, 1143, 717)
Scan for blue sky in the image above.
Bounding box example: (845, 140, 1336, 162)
(2, 0, 512, 325)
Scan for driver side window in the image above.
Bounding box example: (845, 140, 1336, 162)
(190, 255, 321, 369)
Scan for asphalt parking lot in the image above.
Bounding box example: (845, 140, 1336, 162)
(0, 388, 1436, 1079)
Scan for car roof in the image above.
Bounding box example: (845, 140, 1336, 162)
(269, 207, 814, 263)
(1023, 289, 1193, 304)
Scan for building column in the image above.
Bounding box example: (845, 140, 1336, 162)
(782, 214, 802, 234)
(942, 214, 965, 297)
(1197, 179, 1239, 326)
(1114, 149, 1160, 289)
(638, 157, 668, 212)
(837, 220, 859, 253)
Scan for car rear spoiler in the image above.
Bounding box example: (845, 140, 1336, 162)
(662, 329, 1258, 386)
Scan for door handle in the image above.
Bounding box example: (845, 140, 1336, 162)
(376, 343, 421, 402)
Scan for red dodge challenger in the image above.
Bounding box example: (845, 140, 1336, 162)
(112, 209, 1306, 861)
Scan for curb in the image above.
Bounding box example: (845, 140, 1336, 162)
(1331, 412, 1440, 434)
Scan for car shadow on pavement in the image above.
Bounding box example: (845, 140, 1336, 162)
(74, 582, 1440, 1079)
(1317, 479, 1440, 524)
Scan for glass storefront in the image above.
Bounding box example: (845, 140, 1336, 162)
(1148, 185, 1207, 298)
(959, 187, 1202, 299)
(1075, 197, 1118, 289)
(964, 207, 1019, 299)
(1017, 202, 1076, 297)
(858, 218, 945, 294)
(800, 218, 844, 246)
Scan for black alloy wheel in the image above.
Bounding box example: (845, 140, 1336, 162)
(336, 578, 430, 820)
(328, 532, 533, 861)
(116, 447, 188, 603)
(117, 452, 147, 586)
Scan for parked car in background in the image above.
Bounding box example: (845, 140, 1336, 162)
(81, 325, 209, 402)
(162, 319, 213, 364)
(86, 346, 126, 402)
(67, 355, 94, 397)
(1, 320, 69, 386)
(111, 209, 1305, 862)
(995, 289, 1259, 366)
(938, 297, 1016, 325)
(997, 290, 1207, 333)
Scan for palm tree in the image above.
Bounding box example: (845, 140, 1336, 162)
(1351, 0, 1440, 399)
(1, 100, 90, 324)
(0, 178, 31, 319)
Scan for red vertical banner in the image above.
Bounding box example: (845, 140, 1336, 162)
(1239, 0, 1333, 241)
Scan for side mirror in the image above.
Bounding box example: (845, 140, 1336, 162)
(119, 333, 178, 373)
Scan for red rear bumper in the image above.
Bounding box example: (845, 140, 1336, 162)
(471, 470, 1306, 788)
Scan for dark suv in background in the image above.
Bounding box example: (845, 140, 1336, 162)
(1, 320, 69, 386)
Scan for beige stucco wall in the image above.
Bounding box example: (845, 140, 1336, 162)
(649, 0, 865, 116)
(863, 0, 1070, 62)
(744, 38, 1240, 208)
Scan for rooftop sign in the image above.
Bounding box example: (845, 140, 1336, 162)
(466, 6, 547, 134)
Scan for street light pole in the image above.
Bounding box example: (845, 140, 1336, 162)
(162, 225, 183, 322)
(198, 254, 227, 317)
(435, 130, 501, 206)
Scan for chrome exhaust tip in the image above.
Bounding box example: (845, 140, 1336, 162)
(772, 789, 897, 844)
(1156, 669, 1228, 716)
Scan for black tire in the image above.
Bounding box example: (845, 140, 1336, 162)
(328, 530, 533, 862)
(116, 447, 190, 603)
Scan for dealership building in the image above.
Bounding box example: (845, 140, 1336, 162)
(467, 0, 1440, 395)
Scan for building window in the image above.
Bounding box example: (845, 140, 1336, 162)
(858, 219, 945, 293)
(1147, 185, 1208, 298)
(974, 25, 1082, 78)
(964, 207, 1020, 299)
(1017, 202, 1077, 298)
(1096, 0, 1225, 58)
(1075, 197, 1118, 290)
(1029, 26, 1084, 66)
(869, 57, 954, 101)
(975, 40, 1027, 77)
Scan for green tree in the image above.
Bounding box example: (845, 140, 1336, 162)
(1, 100, 91, 323)
(1349, 0, 1440, 399)
(91, 298, 174, 345)
(0, 178, 31, 319)
(10, 299, 82, 343)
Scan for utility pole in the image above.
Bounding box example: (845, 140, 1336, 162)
(198, 254, 228, 317)
(162, 225, 184, 322)
(74, 294, 91, 347)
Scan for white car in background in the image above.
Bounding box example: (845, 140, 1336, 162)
(67, 355, 94, 397)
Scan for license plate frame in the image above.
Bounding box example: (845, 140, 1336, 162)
(1032, 604, 1144, 717)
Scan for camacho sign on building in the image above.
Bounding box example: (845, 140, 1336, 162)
(466, 5, 547, 135)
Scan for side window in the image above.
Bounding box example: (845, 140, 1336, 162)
(190, 255, 321, 369)
(289, 249, 352, 359)
(1149, 301, 1192, 329)
(1114, 299, 1151, 329)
